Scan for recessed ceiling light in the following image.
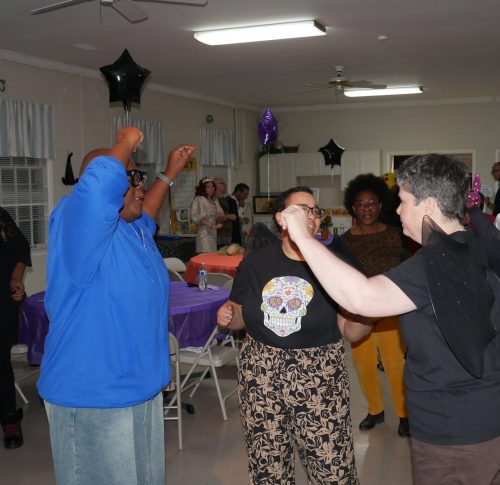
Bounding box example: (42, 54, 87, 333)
(73, 43, 98, 51)
(194, 20, 326, 46)
(377, 34, 389, 41)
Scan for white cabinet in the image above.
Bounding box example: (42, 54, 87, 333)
(340, 150, 381, 190)
(259, 150, 381, 194)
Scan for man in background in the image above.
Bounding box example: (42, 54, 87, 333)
(229, 183, 250, 244)
(214, 177, 236, 247)
(489, 162, 500, 216)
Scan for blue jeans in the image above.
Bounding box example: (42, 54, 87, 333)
(45, 392, 165, 485)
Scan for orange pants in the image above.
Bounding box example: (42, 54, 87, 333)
(351, 315, 407, 418)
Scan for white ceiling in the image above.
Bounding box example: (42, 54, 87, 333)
(2, 0, 500, 108)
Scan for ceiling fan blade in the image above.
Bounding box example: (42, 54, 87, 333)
(348, 80, 387, 89)
(111, 0, 148, 22)
(136, 0, 208, 6)
(294, 86, 331, 94)
(31, 0, 92, 15)
(304, 83, 330, 88)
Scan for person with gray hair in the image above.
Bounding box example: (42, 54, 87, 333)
(280, 153, 500, 485)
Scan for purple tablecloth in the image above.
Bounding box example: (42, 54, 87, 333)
(18, 291, 48, 366)
(16, 283, 229, 363)
(169, 281, 230, 348)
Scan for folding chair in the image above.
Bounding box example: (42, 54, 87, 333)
(205, 272, 233, 288)
(168, 268, 185, 282)
(163, 333, 182, 450)
(10, 344, 39, 405)
(163, 257, 187, 274)
(174, 326, 239, 421)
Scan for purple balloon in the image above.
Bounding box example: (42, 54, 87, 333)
(258, 109, 279, 145)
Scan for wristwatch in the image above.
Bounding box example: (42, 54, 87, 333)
(156, 172, 174, 187)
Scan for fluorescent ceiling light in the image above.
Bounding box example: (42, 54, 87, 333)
(194, 20, 326, 46)
(344, 86, 423, 97)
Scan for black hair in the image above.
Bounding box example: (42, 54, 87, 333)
(343, 174, 391, 218)
(397, 153, 468, 221)
(233, 183, 249, 193)
(272, 186, 314, 232)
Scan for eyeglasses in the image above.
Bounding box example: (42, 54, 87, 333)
(353, 200, 379, 209)
(294, 203, 325, 218)
(126, 170, 147, 188)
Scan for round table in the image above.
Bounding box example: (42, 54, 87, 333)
(183, 253, 243, 284)
(169, 281, 230, 348)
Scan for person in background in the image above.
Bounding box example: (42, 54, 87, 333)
(337, 174, 409, 437)
(38, 127, 194, 485)
(213, 177, 236, 247)
(280, 154, 500, 485)
(217, 186, 369, 484)
(190, 177, 226, 253)
(486, 161, 500, 216)
(229, 183, 250, 245)
(0, 208, 31, 449)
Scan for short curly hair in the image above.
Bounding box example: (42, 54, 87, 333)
(343, 174, 391, 217)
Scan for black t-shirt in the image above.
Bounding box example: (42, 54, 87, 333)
(230, 241, 341, 349)
(386, 250, 500, 445)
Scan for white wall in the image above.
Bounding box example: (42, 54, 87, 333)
(273, 100, 500, 185)
(1, 58, 259, 294)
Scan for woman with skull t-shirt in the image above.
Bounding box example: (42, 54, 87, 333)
(217, 186, 373, 485)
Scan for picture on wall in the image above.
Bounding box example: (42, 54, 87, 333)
(253, 196, 277, 214)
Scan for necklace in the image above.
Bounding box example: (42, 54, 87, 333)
(128, 222, 147, 251)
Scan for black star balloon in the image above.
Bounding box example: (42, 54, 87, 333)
(318, 138, 345, 167)
(99, 49, 151, 112)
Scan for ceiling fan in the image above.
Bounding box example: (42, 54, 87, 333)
(297, 65, 387, 95)
(31, 0, 208, 24)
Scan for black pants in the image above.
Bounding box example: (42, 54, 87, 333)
(0, 298, 20, 420)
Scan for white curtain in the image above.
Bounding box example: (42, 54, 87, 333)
(112, 116, 165, 169)
(0, 98, 55, 159)
(200, 127, 237, 168)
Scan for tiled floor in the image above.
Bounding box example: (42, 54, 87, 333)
(2, 349, 412, 484)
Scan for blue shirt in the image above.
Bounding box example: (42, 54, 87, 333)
(38, 156, 170, 408)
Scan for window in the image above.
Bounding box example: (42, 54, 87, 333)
(0, 156, 49, 249)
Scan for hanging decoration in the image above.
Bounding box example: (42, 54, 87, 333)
(99, 49, 151, 122)
(61, 152, 78, 186)
(318, 138, 345, 167)
(467, 174, 482, 207)
(257, 109, 279, 200)
(258, 109, 279, 146)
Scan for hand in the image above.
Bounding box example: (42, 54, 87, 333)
(165, 144, 196, 179)
(279, 204, 313, 242)
(116, 127, 143, 152)
(215, 223, 223, 229)
(216, 211, 226, 223)
(217, 302, 234, 327)
(10, 280, 25, 302)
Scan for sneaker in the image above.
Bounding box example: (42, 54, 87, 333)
(2, 422, 23, 449)
(359, 411, 385, 430)
(398, 417, 410, 438)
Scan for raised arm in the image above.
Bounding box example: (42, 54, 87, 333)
(110, 127, 144, 169)
(280, 205, 416, 317)
(143, 145, 196, 221)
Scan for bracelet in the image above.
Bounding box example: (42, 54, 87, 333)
(156, 172, 174, 187)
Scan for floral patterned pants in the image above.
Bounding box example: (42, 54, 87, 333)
(238, 335, 358, 485)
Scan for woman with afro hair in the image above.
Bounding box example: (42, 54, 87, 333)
(339, 173, 409, 437)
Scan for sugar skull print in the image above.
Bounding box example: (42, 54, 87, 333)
(260, 276, 314, 337)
